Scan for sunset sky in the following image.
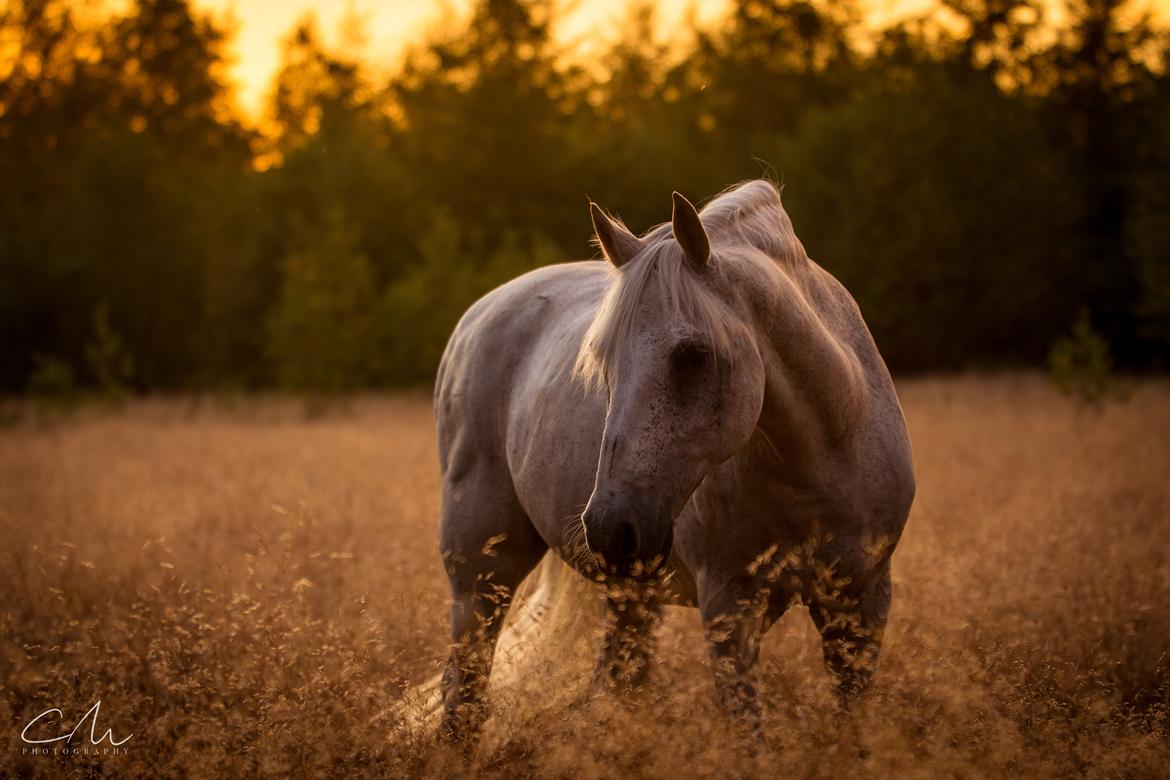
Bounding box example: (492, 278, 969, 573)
(198, 0, 945, 116)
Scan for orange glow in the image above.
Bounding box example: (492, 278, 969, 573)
(197, 0, 728, 117)
(198, 0, 1170, 118)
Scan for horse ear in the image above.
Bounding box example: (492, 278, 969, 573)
(590, 202, 643, 268)
(671, 191, 710, 272)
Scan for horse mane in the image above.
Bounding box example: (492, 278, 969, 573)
(574, 180, 807, 390)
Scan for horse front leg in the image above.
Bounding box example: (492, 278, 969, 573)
(437, 476, 546, 745)
(439, 583, 513, 743)
(595, 584, 662, 691)
(700, 582, 768, 739)
(810, 559, 891, 707)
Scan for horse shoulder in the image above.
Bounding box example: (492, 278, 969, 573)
(435, 261, 608, 482)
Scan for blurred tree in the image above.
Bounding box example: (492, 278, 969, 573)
(269, 14, 368, 155)
(1, 0, 108, 389)
(580, 2, 687, 230)
(1124, 63, 1170, 365)
(391, 0, 588, 254)
(2, 0, 1169, 391)
(1047, 307, 1120, 404)
(101, 0, 251, 156)
(261, 15, 418, 289)
(939, 0, 1046, 88)
(1039, 0, 1167, 363)
(372, 212, 561, 385)
(0, 0, 254, 390)
(266, 208, 376, 392)
(685, 0, 860, 153)
(85, 302, 134, 401)
(779, 63, 1087, 369)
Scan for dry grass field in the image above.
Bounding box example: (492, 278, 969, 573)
(2, 375, 1169, 778)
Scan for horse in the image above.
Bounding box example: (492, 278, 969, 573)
(433, 180, 915, 742)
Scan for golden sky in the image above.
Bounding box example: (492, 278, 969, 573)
(197, 0, 1165, 117)
(198, 0, 926, 115)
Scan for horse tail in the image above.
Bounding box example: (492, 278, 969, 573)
(490, 552, 603, 687)
(390, 553, 604, 736)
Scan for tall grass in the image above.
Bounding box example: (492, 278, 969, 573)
(1, 376, 1167, 777)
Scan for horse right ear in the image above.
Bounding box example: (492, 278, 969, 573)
(590, 202, 644, 268)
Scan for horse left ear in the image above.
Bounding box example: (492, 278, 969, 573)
(590, 202, 644, 268)
(671, 191, 710, 272)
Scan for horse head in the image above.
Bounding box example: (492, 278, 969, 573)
(576, 192, 766, 579)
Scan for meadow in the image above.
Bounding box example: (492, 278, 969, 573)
(1, 374, 1168, 778)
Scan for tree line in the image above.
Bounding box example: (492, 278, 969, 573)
(2, 0, 1168, 395)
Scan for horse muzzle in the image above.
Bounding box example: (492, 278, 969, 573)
(581, 491, 674, 580)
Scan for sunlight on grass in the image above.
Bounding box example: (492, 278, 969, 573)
(1, 376, 1167, 776)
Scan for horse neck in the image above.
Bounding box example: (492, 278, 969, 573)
(749, 265, 868, 484)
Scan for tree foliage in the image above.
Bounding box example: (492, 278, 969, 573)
(1, 0, 1168, 393)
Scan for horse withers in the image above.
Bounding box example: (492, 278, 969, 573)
(433, 181, 915, 741)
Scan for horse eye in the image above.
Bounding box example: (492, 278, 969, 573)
(670, 341, 711, 372)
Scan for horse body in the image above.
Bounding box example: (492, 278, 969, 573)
(434, 180, 914, 739)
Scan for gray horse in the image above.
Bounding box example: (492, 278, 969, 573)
(434, 180, 915, 741)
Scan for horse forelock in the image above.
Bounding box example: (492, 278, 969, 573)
(574, 180, 803, 390)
